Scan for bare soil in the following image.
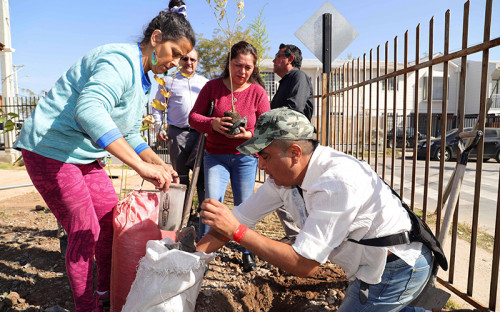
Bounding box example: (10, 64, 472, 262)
(0, 190, 349, 312)
(0, 189, 478, 312)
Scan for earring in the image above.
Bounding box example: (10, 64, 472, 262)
(151, 50, 158, 66)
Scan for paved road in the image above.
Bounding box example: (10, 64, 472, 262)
(369, 152, 500, 235)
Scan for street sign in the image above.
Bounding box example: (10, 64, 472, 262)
(295, 1, 358, 62)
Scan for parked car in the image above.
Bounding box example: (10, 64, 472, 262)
(417, 127, 500, 162)
(387, 127, 425, 148)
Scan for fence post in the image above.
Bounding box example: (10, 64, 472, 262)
(321, 73, 328, 145)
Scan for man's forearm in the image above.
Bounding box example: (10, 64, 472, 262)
(238, 228, 320, 277)
(197, 227, 320, 278)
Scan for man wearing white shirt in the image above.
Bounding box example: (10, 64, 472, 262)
(196, 108, 436, 312)
(152, 49, 208, 211)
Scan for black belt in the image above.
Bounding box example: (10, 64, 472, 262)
(171, 125, 195, 131)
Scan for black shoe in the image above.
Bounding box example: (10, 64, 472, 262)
(242, 253, 257, 272)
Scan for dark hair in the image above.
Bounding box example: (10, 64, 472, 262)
(272, 139, 319, 155)
(221, 41, 265, 88)
(140, 0, 195, 48)
(168, 0, 184, 8)
(279, 43, 303, 69)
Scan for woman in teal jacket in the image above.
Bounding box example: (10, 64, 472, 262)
(13, 1, 193, 311)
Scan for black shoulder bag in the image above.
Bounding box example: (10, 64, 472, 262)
(348, 182, 448, 272)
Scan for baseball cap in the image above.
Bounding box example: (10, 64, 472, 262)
(237, 107, 314, 155)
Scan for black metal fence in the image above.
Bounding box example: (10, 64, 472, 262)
(313, 0, 500, 310)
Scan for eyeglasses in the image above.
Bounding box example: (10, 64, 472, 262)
(181, 57, 197, 63)
(274, 53, 289, 59)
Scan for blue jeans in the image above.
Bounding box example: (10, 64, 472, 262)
(337, 244, 433, 312)
(199, 151, 257, 253)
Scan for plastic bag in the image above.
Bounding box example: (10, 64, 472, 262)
(111, 191, 177, 312)
(122, 238, 215, 312)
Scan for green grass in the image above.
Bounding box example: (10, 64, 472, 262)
(0, 162, 25, 170)
(414, 209, 495, 252)
(444, 298, 462, 310)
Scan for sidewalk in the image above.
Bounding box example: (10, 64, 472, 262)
(0, 162, 146, 202)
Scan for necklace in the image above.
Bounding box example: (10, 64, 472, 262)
(231, 82, 250, 103)
(232, 91, 241, 103)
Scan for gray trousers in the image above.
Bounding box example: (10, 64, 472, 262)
(167, 125, 205, 212)
(276, 207, 301, 243)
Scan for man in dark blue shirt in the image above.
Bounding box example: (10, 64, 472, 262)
(271, 43, 314, 121)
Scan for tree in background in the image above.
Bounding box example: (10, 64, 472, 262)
(247, 6, 270, 71)
(196, 26, 250, 79)
(197, 5, 270, 80)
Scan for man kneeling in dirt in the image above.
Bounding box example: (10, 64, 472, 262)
(196, 107, 433, 312)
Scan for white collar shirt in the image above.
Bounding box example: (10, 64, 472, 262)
(232, 145, 422, 284)
(153, 72, 208, 128)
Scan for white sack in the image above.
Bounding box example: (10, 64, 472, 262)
(122, 238, 215, 312)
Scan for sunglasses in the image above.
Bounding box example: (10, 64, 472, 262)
(274, 53, 289, 59)
(181, 57, 197, 62)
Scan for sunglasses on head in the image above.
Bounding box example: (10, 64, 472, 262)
(182, 57, 197, 62)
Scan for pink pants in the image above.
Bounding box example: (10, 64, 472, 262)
(22, 150, 117, 312)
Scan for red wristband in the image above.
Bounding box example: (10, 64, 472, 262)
(232, 224, 248, 244)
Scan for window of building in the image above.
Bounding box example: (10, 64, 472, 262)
(262, 71, 276, 98)
(381, 77, 399, 91)
(423, 76, 447, 101)
(332, 73, 344, 90)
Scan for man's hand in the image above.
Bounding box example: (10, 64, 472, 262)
(156, 131, 168, 142)
(199, 198, 240, 239)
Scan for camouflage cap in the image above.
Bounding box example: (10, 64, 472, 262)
(237, 107, 314, 155)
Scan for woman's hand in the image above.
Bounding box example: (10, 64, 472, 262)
(212, 116, 234, 135)
(213, 117, 251, 140)
(161, 163, 180, 184)
(135, 161, 175, 192)
(199, 198, 240, 239)
(225, 127, 252, 140)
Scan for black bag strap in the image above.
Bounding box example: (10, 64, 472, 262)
(348, 178, 448, 271)
(348, 180, 413, 247)
(348, 231, 411, 246)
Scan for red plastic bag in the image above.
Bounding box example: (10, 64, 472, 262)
(110, 190, 177, 312)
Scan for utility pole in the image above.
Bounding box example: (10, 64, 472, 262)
(13, 64, 24, 97)
(0, 0, 20, 163)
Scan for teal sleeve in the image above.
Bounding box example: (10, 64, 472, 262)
(123, 115, 147, 150)
(74, 54, 132, 143)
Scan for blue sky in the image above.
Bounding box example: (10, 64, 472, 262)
(6, 0, 500, 95)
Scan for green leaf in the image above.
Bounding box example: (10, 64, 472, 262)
(4, 120, 15, 129)
(7, 113, 19, 118)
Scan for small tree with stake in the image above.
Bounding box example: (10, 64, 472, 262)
(206, 0, 245, 129)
